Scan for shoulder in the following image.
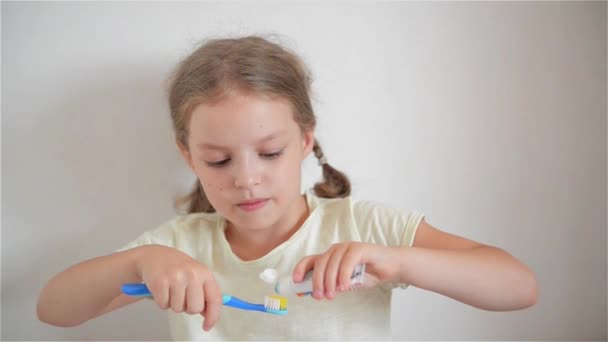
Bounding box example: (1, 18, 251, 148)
(153, 212, 219, 243)
(166, 212, 218, 235)
(310, 192, 406, 221)
(338, 196, 423, 247)
(119, 212, 219, 251)
(314, 194, 353, 213)
(352, 198, 400, 216)
(349, 197, 415, 226)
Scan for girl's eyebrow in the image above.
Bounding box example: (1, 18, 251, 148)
(196, 130, 288, 150)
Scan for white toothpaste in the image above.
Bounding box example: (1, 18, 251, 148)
(259, 264, 367, 297)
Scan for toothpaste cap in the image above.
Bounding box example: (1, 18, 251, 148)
(259, 268, 278, 284)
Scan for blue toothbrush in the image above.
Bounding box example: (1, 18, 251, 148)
(121, 283, 287, 315)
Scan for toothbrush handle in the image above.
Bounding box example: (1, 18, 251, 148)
(121, 283, 152, 297)
(121, 283, 266, 312)
(221, 295, 266, 312)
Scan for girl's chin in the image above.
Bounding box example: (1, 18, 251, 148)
(229, 211, 278, 229)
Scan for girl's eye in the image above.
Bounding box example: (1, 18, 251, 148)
(205, 159, 230, 167)
(261, 150, 283, 159)
(204, 150, 283, 167)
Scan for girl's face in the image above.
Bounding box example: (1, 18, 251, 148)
(179, 91, 314, 231)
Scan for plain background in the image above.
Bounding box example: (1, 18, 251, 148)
(2, 1, 606, 340)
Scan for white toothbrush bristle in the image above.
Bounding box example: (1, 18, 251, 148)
(264, 295, 287, 311)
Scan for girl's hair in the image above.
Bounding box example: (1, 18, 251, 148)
(168, 35, 351, 214)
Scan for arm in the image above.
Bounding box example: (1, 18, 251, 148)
(293, 218, 538, 311)
(37, 244, 223, 330)
(397, 218, 538, 311)
(37, 247, 145, 327)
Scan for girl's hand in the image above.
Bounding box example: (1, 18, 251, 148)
(293, 242, 402, 300)
(134, 245, 222, 331)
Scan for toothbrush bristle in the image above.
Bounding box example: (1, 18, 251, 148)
(264, 295, 288, 311)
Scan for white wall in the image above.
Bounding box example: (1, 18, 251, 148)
(2, 2, 606, 340)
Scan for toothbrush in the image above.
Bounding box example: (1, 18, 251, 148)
(121, 283, 287, 315)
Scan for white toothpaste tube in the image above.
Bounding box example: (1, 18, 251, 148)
(260, 264, 367, 297)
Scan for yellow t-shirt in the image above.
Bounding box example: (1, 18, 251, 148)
(119, 190, 424, 340)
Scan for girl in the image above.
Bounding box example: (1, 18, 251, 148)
(37, 35, 538, 340)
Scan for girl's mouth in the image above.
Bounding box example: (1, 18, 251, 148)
(237, 199, 268, 212)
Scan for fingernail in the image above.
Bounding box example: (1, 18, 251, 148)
(326, 290, 335, 299)
(314, 290, 323, 298)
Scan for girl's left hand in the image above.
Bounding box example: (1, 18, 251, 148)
(293, 242, 403, 300)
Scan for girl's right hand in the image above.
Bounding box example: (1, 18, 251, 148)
(134, 244, 221, 331)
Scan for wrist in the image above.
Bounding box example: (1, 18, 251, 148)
(128, 245, 150, 281)
(393, 246, 413, 284)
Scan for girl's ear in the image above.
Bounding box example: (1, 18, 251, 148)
(176, 140, 195, 172)
(301, 130, 314, 159)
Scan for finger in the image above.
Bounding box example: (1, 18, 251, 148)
(324, 245, 348, 299)
(185, 283, 204, 314)
(339, 245, 363, 291)
(293, 255, 316, 282)
(201, 280, 222, 331)
(312, 252, 331, 300)
(169, 282, 187, 313)
(149, 278, 170, 310)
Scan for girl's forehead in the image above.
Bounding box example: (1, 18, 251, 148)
(188, 92, 299, 144)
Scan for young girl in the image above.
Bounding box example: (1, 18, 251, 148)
(37, 35, 538, 340)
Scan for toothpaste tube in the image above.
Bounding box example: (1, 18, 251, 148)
(262, 264, 367, 297)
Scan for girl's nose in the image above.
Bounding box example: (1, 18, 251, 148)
(233, 158, 261, 189)
(234, 174, 261, 189)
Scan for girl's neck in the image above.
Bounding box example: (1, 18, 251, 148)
(225, 194, 309, 261)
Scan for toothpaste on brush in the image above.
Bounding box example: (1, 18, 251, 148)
(259, 264, 368, 297)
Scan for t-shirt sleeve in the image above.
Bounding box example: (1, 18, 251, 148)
(351, 200, 424, 290)
(116, 220, 179, 252)
(352, 200, 424, 248)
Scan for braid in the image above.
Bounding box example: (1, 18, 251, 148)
(175, 181, 215, 214)
(312, 139, 351, 198)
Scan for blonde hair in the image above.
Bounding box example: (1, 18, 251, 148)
(168, 35, 350, 214)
